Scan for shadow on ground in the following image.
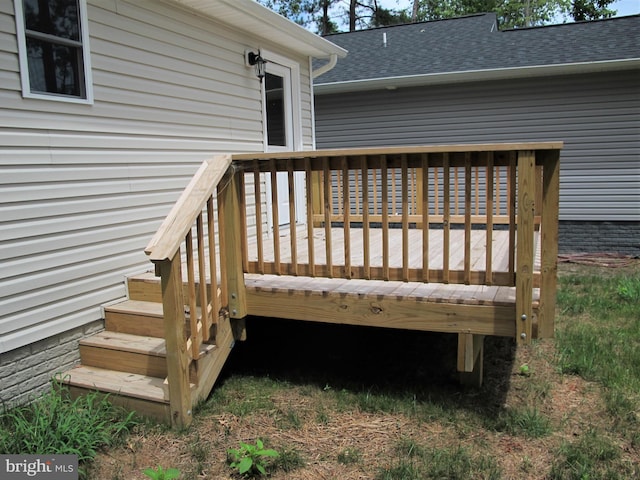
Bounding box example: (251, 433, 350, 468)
(216, 316, 515, 415)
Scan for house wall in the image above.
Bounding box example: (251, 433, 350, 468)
(0, 0, 315, 403)
(314, 70, 640, 255)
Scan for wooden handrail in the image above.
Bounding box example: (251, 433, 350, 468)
(144, 155, 235, 429)
(146, 155, 232, 261)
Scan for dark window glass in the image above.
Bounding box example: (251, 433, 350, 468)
(266, 73, 286, 147)
(24, 0, 80, 40)
(26, 38, 81, 95)
(22, 0, 85, 97)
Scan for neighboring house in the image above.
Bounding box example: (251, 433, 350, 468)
(0, 0, 345, 405)
(314, 13, 640, 256)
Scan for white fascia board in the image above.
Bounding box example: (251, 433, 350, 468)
(170, 0, 347, 59)
(314, 58, 640, 94)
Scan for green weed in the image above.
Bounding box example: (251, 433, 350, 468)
(272, 446, 305, 472)
(548, 428, 632, 480)
(142, 466, 180, 480)
(494, 407, 552, 438)
(0, 382, 136, 478)
(378, 444, 501, 480)
(227, 438, 279, 477)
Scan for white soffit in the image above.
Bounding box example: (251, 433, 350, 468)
(170, 0, 347, 59)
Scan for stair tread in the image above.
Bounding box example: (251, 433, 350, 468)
(81, 331, 166, 356)
(62, 365, 168, 403)
(106, 299, 163, 317)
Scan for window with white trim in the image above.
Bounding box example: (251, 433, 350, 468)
(15, 0, 92, 102)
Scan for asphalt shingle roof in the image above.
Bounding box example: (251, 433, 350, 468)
(317, 13, 640, 84)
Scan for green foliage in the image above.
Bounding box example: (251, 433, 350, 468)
(556, 272, 640, 431)
(378, 443, 501, 480)
(494, 407, 552, 438)
(572, 0, 616, 21)
(272, 446, 305, 472)
(549, 428, 631, 480)
(143, 466, 181, 480)
(227, 439, 279, 477)
(0, 383, 136, 478)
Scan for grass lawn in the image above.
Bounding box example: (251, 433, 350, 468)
(3, 260, 639, 479)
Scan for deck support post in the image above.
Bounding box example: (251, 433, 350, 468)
(515, 150, 535, 345)
(219, 169, 248, 340)
(537, 150, 560, 338)
(157, 254, 192, 429)
(457, 333, 485, 387)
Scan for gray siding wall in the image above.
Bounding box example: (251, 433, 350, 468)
(0, 0, 315, 367)
(315, 70, 640, 228)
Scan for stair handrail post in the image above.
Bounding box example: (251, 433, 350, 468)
(537, 148, 561, 338)
(218, 166, 248, 338)
(156, 254, 192, 429)
(515, 149, 536, 345)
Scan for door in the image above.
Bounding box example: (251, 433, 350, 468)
(265, 63, 294, 226)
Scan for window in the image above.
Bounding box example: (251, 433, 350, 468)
(15, 0, 92, 102)
(265, 72, 286, 147)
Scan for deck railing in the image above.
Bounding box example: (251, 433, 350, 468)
(145, 154, 243, 428)
(233, 143, 560, 343)
(145, 143, 560, 427)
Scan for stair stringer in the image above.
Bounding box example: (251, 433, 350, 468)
(189, 313, 235, 407)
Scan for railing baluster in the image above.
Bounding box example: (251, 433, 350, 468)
(421, 154, 430, 282)
(270, 159, 281, 275)
(323, 157, 333, 277)
(288, 161, 297, 275)
(206, 197, 220, 339)
(508, 153, 517, 280)
(464, 154, 472, 285)
(372, 168, 379, 215)
(443, 154, 450, 284)
(485, 154, 494, 286)
(381, 156, 389, 280)
(361, 156, 370, 279)
(253, 160, 264, 274)
(239, 172, 248, 274)
(454, 168, 460, 216)
(401, 154, 409, 282)
(185, 229, 199, 359)
(305, 158, 315, 275)
(391, 168, 397, 216)
(196, 214, 209, 342)
(342, 157, 351, 279)
(216, 185, 228, 311)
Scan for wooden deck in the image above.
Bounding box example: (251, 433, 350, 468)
(135, 142, 561, 427)
(243, 226, 540, 338)
(246, 225, 540, 276)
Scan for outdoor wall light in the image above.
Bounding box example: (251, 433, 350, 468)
(247, 50, 267, 83)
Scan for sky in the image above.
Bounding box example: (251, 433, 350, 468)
(376, 0, 639, 20)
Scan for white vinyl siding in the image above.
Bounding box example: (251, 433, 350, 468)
(315, 70, 640, 222)
(0, 0, 315, 353)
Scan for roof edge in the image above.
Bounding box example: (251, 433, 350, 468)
(315, 58, 640, 94)
(171, 0, 347, 58)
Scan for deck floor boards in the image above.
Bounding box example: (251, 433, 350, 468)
(246, 227, 539, 273)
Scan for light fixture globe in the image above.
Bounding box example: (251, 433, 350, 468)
(247, 51, 267, 83)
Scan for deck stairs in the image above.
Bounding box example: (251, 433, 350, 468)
(60, 272, 234, 424)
